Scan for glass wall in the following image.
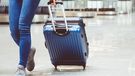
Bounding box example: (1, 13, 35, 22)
(63, 0, 75, 9)
(117, 0, 132, 13)
(75, 0, 87, 8)
(63, 0, 133, 13)
(63, 0, 117, 9)
(0, 0, 134, 13)
(0, 0, 8, 6)
(38, 0, 48, 6)
(88, 0, 103, 8)
(133, 0, 135, 12)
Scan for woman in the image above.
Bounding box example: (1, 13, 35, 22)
(9, 0, 56, 76)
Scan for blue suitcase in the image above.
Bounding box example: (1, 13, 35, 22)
(43, 1, 89, 70)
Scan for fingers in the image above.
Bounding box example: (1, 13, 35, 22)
(53, 0, 56, 5)
(50, 0, 56, 5)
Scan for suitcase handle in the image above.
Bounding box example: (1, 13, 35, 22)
(48, 1, 68, 35)
(48, 1, 63, 5)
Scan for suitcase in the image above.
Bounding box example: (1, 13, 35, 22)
(43, 1, 89, 70)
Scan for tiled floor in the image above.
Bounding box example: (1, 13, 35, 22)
(0, 13, 135, 76)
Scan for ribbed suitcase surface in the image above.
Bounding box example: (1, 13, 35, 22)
(43, 23, 89, 69)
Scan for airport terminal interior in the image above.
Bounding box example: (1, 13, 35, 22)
(1, 0, 135, 76)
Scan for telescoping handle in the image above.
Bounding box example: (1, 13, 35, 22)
(48, 1, 68, 34)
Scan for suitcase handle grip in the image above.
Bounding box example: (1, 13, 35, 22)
(55, 26, 69, 36)
(47, 1, 68, 33)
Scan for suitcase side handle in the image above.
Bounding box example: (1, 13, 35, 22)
(48, 1, 68, 35)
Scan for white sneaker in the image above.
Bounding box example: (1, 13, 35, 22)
(15, 65, 26, 76)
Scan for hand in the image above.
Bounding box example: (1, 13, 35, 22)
(49, 0, 56, 5)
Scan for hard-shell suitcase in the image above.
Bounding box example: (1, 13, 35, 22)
(43, 1, 89, 70)
(45, 17, 89, 53)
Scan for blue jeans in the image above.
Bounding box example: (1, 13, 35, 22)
(9, 0, 40, 68)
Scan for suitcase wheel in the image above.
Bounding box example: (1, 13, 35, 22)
(83, 64, 86, 70)
(54, 65, 58, 70)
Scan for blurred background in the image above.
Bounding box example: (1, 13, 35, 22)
(1, 0, 135, 76)
(0, 0, 134, 23)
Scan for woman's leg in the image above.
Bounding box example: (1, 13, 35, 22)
(9, 0, 22, 46)
(18, 0, 40, 67)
